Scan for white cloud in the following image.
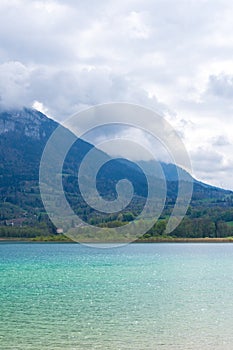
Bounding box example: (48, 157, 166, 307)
(0, 61, 31, 109)
(0, 0, 233, 188)
(126, 11, 151, 39)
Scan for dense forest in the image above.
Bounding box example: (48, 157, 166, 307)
(1, 183, 233, 241)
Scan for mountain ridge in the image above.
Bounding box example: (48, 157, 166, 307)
(0, 107, 232, 239)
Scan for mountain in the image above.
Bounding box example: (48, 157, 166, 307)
(0, 107, 232, 239)
(0, 108, 147, 189)
(0, 108, 149, 228)
(137, 160, 231, 201)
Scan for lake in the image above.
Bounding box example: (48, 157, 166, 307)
(1, 242, 233, 349)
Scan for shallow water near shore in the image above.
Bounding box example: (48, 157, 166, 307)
(1, 242, 233, 349)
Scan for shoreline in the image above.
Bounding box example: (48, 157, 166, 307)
(1, 237, 233, 243)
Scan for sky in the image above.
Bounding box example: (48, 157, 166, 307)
(0, 0, 233, 189)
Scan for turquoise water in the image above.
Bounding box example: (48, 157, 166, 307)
(1, 243, 233, 349)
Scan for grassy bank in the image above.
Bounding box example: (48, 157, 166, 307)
(1, 235, 233, 243)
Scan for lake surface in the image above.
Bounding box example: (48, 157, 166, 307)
(1, 242, 233, 349)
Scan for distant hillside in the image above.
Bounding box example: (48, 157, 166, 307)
(0, 107, 232, 240)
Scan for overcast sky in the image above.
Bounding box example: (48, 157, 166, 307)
(1, 0, 233, 189)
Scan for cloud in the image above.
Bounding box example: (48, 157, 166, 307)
(0, 62, 165, 119)
(88, 125, 173, 162)
(206, 74, 233, 99)
(212, 135, 230, 147)
(191, 147, 225, 171)
(0, 0, 233, 188)
(190, 146, 233, 188)
(0, 61, 31, 109)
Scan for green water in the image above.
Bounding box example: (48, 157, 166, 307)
(1, 243, 233, 349)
